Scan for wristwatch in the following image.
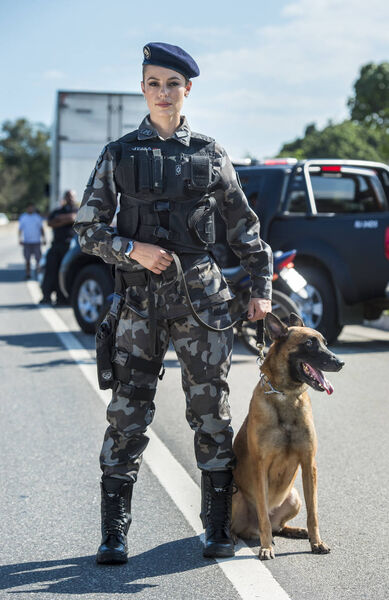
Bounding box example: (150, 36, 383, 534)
(124, 240, 134, 258)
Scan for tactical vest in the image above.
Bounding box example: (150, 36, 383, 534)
(114, 131, 219, 255)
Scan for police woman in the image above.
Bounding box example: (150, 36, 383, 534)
(74, 43, 272, 564)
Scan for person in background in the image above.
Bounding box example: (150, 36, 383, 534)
(40, 190, 77, 305)
(18, 203, 46, 279)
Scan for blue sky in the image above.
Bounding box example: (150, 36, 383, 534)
(0, 0, 388, 158)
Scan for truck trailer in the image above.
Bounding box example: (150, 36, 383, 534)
(50, 90, 146, 209)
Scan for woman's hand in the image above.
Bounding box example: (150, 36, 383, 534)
(247, 298, 272, 322)
(130, 241, 174, 275)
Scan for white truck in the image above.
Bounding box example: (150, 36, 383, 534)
(50, 90, 146, 208)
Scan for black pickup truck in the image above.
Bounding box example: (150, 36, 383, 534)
(231, 158, 389, 341)
(59, 158, 389, 342)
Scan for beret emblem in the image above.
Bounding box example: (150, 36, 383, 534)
(143, 45, 151, 60)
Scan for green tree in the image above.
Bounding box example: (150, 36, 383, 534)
(0, 118, 50, 217)
(278, 120, 384, 161)
(347, 62, 389, 128)
(277, 61, 389, 162)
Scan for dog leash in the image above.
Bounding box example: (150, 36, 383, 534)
(256, 318, 285, 396)
(173, 255, 271, 361)
(256, 319, 266, 367)
(170, 252, 245, 333)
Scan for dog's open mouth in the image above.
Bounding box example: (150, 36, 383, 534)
(301, 362, 334, 395)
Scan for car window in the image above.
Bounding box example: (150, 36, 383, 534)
(286, 171, 386, 214)
(375, 168, 389, 204)
(312, 176, 355, 212)
(286, 174, 308, 212)
(288, 190, 307, 212)
(311, 174, 384, 213)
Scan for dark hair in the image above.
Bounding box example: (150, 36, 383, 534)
(63, 190, 76, 206)
(142, 64, 189, 86)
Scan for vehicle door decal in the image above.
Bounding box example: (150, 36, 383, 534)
(354, 220, 379, 229)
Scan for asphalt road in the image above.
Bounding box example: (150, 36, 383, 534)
(1, 223, 389, 600)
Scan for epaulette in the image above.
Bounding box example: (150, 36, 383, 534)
(190, 131, 215, 143)
(117, 129, 139, 143)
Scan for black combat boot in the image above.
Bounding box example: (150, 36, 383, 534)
(201, 470, 235, 558)
(96, 476, 133, 564)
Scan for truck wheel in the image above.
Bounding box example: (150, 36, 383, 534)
(71, 264, 113, 334)
(239, 290, 301, 355)
(292, 264, 342, 344)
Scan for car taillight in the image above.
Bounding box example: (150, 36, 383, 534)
(277, 252, 297, 271)
(385, 227, 389, 260)
(321, 165, 341, 172)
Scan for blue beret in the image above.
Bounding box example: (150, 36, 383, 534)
(143, 42, 200, 79)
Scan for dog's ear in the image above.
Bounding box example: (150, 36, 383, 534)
(289, 312, 305, 327)
(265, 312, 289, 341)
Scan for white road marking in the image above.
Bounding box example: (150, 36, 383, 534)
(27, 280, 292, 600)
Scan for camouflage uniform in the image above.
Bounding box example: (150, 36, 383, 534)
(74, 115, 272, 482)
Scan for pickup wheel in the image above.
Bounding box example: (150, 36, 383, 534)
(71, 264, 113, 334)
(292, 265, 342, 344)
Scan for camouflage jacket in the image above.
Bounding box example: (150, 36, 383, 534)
(74, 115, 273, 319)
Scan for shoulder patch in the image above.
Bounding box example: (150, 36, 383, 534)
(191, 131, 215, 143)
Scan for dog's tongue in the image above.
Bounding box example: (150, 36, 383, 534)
(306, 363, 334, 395)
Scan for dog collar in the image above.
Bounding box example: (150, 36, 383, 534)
(260, 374, 285, 397)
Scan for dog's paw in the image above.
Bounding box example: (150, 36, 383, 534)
(258, 546, 275, 560)
(311, 541, 330, 554)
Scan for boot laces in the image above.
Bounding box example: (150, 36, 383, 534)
(103, 492, 128, 537)
(205, 484, 232, 535)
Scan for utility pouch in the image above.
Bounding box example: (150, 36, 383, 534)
(151, 149, 163, 192)
(138, 149, 151, 191)
(188, 195, 217, 245)
(188, 155, 211, 190)
(95, 293, 123, 390)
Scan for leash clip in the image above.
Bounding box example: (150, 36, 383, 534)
(256, 347, 265, 370)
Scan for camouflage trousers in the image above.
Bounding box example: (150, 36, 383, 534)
(100, 301, 235, 482)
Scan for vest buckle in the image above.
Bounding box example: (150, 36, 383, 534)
(154, 200, 171, 212)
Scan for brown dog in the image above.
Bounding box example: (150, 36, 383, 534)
(231, 312, 344, 560)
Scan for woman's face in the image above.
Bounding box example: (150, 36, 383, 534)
(141, 65, 191, 120)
